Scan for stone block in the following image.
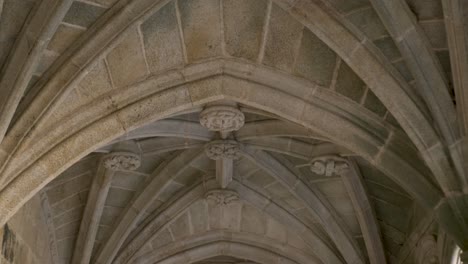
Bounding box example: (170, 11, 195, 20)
(63, 1, 106, 28)
(241, 204, 265, 234)
(295, 29, 337, 87)
(374, 36, 401, 62)
(105, 187, 135, 207)
(364, 90, 387, 117)
(151, 228, 173, 250)
(262, 4, 303, 72)
(51, 191, 89, 215)
(52, 206, 84, 228)
(179, 0, 222, 61)
(335, 61, 366, 103)
(55, 220, 80, 240)
(106, 29, 148, 88)
(112, 171, 147, 191)
(141, 2, 185, 73)
(170, 213, 191, 239)
(76, 60, 114, 100)
(265, 218, 287, 242)
(246, 170, 275, 187)
(100, 206, 123, 226)
(189, 200, 208, 234)
(46, 173, 92, 205)
(47, 24, 85, 54)
(223, 0, 268, 60)
(346, 7, 388, 40)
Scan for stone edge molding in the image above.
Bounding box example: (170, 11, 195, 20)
(205, 189, 240, 206)
(199, 106, 245, 133)
(103, 152, 141, 171)
(310, 156, 349, 177)
(205, 140, 241, 160)
(414, 235, 439, 264)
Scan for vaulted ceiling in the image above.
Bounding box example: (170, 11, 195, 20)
(0, 0, 467, 264)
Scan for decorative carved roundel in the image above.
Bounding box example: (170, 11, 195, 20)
(310, 158, 349, 177)
(199, 106, 245, 132)
(205, 140, 241, 160)
(103, 152, 141, 171)
(205, 189, 240, 205)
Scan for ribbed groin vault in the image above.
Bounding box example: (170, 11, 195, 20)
(0, 0, 467, 263)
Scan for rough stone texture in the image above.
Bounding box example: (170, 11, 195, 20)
(223, 0, 268, 60)
(63, 1, 106, 28)
(0, 0, 466, 263)
(262, 4, 303, 72)
(141, 2, 185, 73)
(179, 0, 222, 61)
(335, 61, 366, 103)
(295, 29, 337, 87)
(106, 29, 148, 88)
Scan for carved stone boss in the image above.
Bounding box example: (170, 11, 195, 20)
(204, 140, 241, 160)
(103, 152, 141, 171)
(310, 156, 349, 177)
(200, 105, 245, 189)
(199, 106, 245, 134)
(205, 189, 240, 206)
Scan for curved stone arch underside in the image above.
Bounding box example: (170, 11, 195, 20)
(0, 69, 442, 229)
(117, 181, 330, 264)
(134, 235, 304, 264)
(0, 66, 446, 233)
(3, 0, 466, 246)
(110, 179, 345, 264)
(134, 234, 308, 264)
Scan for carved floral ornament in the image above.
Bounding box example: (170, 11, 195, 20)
(103, 152, 141, 171)
(205, 189, 240, 205)
(199, 106, 245, 133)
(310, 156, 349, 177)
(205, 140, 241, 160)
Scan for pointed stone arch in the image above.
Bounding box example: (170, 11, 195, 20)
(0, 71, 442, 228)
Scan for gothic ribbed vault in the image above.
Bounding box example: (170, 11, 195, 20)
(0, 0, 467, 263)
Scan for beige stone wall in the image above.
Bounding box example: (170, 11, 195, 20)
(0, 195, 52, 264)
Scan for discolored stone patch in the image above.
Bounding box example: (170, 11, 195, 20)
(64, 1, 106, 28)
(141, 2, 185, 73)
(364, 90, 387, 117)
(262, 4, 303, 72)
(223, 0, 268, 60)
(295, 29, 337, 87)
(335, 62, 366, 103)
(179, 0, 222, 61)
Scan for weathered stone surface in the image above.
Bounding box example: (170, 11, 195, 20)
(63, 1, 106, 28)
(335, 61, 366, 103)
(295, 29, 337, 87)
(106, 29, 148, 88)
(47, 24, 85, 54)
(346, 7, 388, 40)
(0, 1, 466, 263)
(179, 0, 222, 61)
(141, 2, 185, 73)
(223, 0, 268, 60)
(262, 4, 303, 72)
